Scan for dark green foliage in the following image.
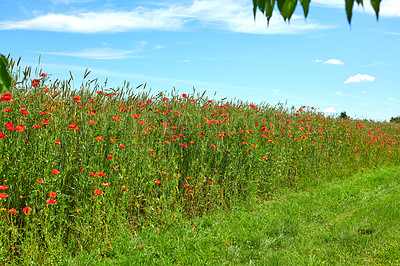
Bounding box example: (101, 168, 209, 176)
(253, 0, 382, 24)
(340, 111, 348, 119)
(390, 116, 400, 123)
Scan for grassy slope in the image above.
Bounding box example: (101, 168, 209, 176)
(62, 164, 400, 265)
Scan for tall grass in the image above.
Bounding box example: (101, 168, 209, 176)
(1, 57, 399, 264)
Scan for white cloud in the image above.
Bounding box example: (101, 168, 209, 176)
(323, 107, 336, 113)
(273, 89, 280, 93)
(315, 58, 344, 65)
(388, 97, 395, 101)
(325, 59, 344, 65)
(344, 74, 375, 84)
(335, 91, 341, 95)
(0, 0, 332, 34)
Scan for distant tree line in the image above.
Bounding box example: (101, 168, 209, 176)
(390, 116, 400, 123)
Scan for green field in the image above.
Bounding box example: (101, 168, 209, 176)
(1, 59, 399, 264)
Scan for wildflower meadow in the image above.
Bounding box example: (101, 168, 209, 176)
(1, 57, 400, 264)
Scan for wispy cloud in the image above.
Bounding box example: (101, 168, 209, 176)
(49, 0, 96, 4)
(361, 61, 390, 68)
(41, 47, 140, 60)
(344, 74, 375, 84)
(0, 8, 187, 33)
(0, 0, 332, 34)
(388, 97, 395, 101)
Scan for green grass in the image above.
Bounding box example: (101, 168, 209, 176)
(62, 164, 400, 265)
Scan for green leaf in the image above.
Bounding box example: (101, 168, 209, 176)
(299, 0, 311, 18)
(277, 0, 297, 21)
(370, 0, 382, 20)
(356, 0, 363, 6)
(253, 0, 258, 19)
(345, 0, 355, 24)
(253, 0, 276, 25)
(265, 0, 276, 24)
(0, 54, 12, 94)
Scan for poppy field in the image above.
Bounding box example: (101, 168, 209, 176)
(1, 58, 400, 264)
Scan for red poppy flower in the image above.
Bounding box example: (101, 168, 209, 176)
(95, 136, 104, 141)
(55, 140, 60, 145)
(36, 179, 43, 183)
(182, 143, 188, 148)
(14, 124, 27, 131)
(93, 189, 102, 195)
(182, 93, 188, 98)
(0, 185, 8, 190)
(5, 122, 14, 131)
(52, 169, 59, 175)
(122, 186, 127, 191)
(23, 207, 31, 215)
(188, 190, 194, 194)
(0, 193, 8, 199)
(40, 73, 47, 77)
(97, 172, 105, 177)
(107, 155, 113, 160)
(0, 93, 12, 102)
(101, 183, 110, 187)
(0, 132, 5, 139)
(89, 172, 96, 177)
(69, 124, 79, 130)
(155, 180, 161, 184)
(32, 79, 40, 87)
(46, 198, 57, 204)
(8, 209, 16, 214)
(119, 144, 125, 148)
(4, 108, 12, 112)
(208, 180, 212, 184)
(73, 96, 80, 102)
(32, 124, 42, 129)
(184, 183, 189, 188)
(249, 104, 255, 108)
(42, 119, 50, 125)
(20, 109, 29, 115)
(49, 192, 56, 198)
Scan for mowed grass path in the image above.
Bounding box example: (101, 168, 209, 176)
(63, 164, 400, 265)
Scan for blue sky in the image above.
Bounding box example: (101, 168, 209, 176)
(1, 0, 399, 121)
